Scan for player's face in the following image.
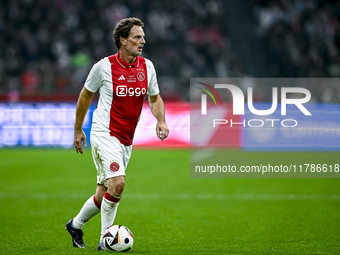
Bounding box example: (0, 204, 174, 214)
(125, 26, 146, 57)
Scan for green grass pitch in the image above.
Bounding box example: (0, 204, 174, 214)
(0, 148, 339, 254)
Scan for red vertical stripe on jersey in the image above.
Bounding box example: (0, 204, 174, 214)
(107, 53, 148, 146)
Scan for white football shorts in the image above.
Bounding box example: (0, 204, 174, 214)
(90, 132, 132, 187)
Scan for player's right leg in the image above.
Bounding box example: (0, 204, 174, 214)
(65, 219, 86, 248)
(65, 192, 102, 248)
(65, 182, 105, 248)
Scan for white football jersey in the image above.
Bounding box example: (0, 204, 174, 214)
(84, 52, 159, 145)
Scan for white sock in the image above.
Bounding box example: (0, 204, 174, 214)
(73, 195, 101, 229)
(100, 192, 120, 241)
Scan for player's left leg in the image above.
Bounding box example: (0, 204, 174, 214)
(100, 176, 125, 240)
(92, 133, 132, 249)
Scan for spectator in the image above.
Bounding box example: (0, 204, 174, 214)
(21, 66, 41, 95)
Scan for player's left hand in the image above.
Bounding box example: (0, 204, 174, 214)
(156, 121, 169, 141)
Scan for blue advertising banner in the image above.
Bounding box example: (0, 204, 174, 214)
(0, 103, 93, 147)
(0, 103, 190, 148)
(242, 103, 340, 150)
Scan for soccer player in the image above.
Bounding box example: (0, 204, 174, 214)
(65, 17, 169, 250)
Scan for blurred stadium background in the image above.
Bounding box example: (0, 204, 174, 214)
(0, 0, 340, 102)
(1, 0, 340, 147)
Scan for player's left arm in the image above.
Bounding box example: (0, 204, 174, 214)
(148, 94, 169, 141)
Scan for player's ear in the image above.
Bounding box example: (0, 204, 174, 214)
(120, 37, 127, 46)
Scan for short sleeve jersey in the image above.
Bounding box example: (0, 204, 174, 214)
(84, 52, 159, 146)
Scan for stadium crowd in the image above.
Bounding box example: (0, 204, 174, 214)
(254, 0, 340, 78)
(0, 0, 339, 102)
(0, 0, 240, 101)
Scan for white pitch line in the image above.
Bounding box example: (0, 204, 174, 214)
(0, 193, 339, 200)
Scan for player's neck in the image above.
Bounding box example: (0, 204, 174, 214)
(118, 50, 136, 65)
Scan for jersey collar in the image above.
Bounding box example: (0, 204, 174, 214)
(115, 52, 139, 68)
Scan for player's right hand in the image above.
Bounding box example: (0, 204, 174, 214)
(74, 130, 87, 154)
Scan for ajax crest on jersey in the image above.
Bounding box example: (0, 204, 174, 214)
(103, 225, 133, 252)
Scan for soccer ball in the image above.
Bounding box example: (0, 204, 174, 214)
(103, 225, 134, 252)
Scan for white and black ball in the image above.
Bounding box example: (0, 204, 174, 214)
(103, 225, 134, 252)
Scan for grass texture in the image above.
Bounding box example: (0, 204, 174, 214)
(0, 148, 339, 254)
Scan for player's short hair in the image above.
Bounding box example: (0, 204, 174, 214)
(113, 17, 144, 49)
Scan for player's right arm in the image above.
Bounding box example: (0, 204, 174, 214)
(74, 87, 95, 154)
